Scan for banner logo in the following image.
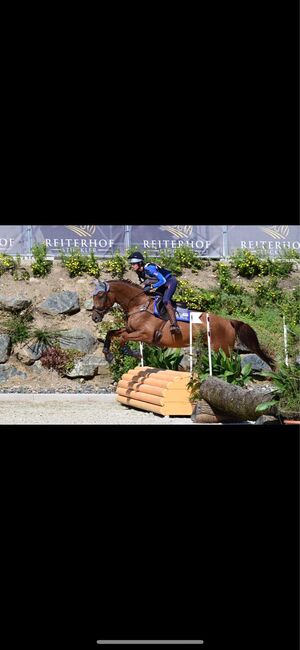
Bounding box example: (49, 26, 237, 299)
(159, 225, 193, 239)
(66, 225, 96, 237)
(260, 225, 289, 240)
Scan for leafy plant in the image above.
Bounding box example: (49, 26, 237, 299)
(31, 242, 53, 277)
(0, 307, 34, 345)
(109, 340, 141, 383)
(0, 253, 17, 276)
(255, 362, 300, 417)
(60, 249, 101, 277)
(40, 346, 83, 375)
(12, 254, 30, 281)
(188, 346, 254, 401)
(101, 250, 127, 278)
(254, 277, 283, 307)
(142, 345, 184, 370)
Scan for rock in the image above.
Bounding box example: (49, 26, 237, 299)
(0, 295, 32, 312)
(255, 415, 279, 425)
(15, 342, 46, 365)
(65, 354, 109, 378)
(37, 291, 80, 315)
(57, 328, 98, 353)
(0, 365, 28, 383)
(295, 355, 300, 366)
(241, 354, 272, 373)
(84, 299, 94, 310)
(0, 334, 11, 363)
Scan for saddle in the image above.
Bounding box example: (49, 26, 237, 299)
(153, 296, 189, 322)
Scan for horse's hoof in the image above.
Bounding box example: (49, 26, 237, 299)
(104, 351, 114, 364)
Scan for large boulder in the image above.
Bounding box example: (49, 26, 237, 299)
(0, 295, 32, 312)
(0, 334, 11, 363)
(0, 365, 27, 383)
(65, 354, 109, 378)
(37, 291, 80, 315)
(57, 328, 98, 353)
(241, 354, 272, 373)
(15, 342, 46, 365)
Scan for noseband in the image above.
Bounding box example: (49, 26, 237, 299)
(92, 291, 111, 318)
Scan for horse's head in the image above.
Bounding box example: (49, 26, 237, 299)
(91, 281, 114, 322)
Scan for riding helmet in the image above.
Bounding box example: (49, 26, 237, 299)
(128, 251, 145, 263)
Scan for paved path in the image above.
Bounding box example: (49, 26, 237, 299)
(0, 393, 195, 425)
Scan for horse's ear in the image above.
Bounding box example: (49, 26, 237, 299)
(92, 280, 110, 295)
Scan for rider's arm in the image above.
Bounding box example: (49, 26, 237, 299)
(145, 264, 167, 289)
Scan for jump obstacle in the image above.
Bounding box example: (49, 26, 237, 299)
(116, 366, 193, 416)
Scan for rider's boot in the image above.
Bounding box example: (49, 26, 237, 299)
(165, 303, 181, 334)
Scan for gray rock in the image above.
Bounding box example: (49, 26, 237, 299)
(241, 354, 272, 373)
(37, 291, 80, 315)
(65, 354, 109, 378)
(255, 415, 279, 425)
(0, 295, 32, 312)
(0, 334, 11, 363)
(15, 342, 46, 365)
(84, 299, 94, 311)
(0, 365, 28, 383)
(57, 328, 98, 353)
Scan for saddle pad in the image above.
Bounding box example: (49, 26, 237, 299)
(153, 297, 190, 322)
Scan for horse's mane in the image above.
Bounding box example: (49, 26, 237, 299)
(109, 279, 142, 290)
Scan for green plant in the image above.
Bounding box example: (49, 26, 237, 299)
(85, 250, 101, 277)
(0, 309, 34, 345)
(188, 346, 254, 401)
(40, 346, 83, 375)
(254, 277, 283, 307)
(60, 249, 101, 277)
(0, 253, 16, 276)
(142, 345, 184, 370)
(109, 340, 140, 383)
(255, 362, 300, 417)
(230, 249, 269, 278)
(101, 250, 127, 278)
(174, 280, 218, 311)
(215, 262, 243, 294)
(31, 242, 53, 277)
(12, 254, 30, 281)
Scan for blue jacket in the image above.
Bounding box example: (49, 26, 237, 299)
(144, 263, 172, 289)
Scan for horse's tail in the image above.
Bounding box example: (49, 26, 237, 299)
(230, 319, 276, 370)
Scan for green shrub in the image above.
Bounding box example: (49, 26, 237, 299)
(60, 249, 101, 277)
(101, 250, 127, 278)
(40, 346, 83, 375)
(109, 340, 140, 383)
(174, 280, 218, 311)
(254, 277, 283, 307)
(256, 362, 300, 418)
(0, 308, 34, 345)
(188, 341, 254, 401)
(12, 254, 30, 281)
(31, 242, 53, 277)
(230, 249, 269, 278)
(142, 345, 184, 370)
(0, 253, 17, 276)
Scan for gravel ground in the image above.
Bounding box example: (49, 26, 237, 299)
(0, 393, 195, 425)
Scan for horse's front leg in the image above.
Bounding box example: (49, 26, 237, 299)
(103, 328, 128, 363)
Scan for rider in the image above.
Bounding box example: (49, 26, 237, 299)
(127, 251, 181, 334)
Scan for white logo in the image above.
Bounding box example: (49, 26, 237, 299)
(260, 225, 289, 240)
(159, 225, 193, 239)
(66, 225, 97, 237)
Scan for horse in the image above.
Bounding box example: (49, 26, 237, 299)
(91, 279, 276, 369)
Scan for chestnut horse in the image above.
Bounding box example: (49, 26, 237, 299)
(91, 279, 275, 368)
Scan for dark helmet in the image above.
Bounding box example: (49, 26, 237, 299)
(128, 251, 145, 263)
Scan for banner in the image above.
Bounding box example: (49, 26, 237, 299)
(0, 225, 29, 255)
(129, 225, 223, 257)
(30, 224, 125, 256)
(227, 225, 300, 256)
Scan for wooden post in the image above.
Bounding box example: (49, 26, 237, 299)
(283, 316, 289, 366)
(207, 313, 212, 376)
